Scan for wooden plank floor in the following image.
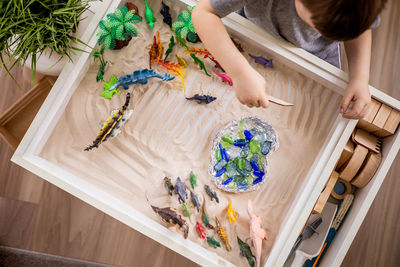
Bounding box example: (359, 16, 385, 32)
(0, 1, 399, 266)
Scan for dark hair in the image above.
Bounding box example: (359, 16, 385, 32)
(300, 0, 387, 41)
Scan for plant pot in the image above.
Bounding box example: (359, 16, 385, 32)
(114, 36, 133, 50)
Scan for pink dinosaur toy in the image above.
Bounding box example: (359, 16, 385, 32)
(212, 68, 233, 86)
(248, 199, 268, 267)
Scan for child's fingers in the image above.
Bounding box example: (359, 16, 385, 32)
(340, 94, 353, 114)
(259, 98, 269, 108)
(342, 99, 368, 119)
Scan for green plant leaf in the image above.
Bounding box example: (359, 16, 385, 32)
(125, 23, 137, 37)
(114, 25, 125, 40)
(180, 27, 188, 39)
(125, 9, 135, 21)
(105, 35, 115, 50)
(114, 8, 123, 21)
(172, 21, 185, 29)
(131, 14, 142, 24)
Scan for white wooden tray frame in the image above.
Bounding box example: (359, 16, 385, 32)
(11, 0, 400, 266)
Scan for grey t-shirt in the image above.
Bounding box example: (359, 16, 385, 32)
(210, 0, 380, 68)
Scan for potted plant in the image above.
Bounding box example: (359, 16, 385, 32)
(0, 0, 97, 83)
(97, 5, 142, 50)
(172, 6, 200, 43)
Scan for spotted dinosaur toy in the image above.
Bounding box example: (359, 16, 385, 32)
(212, 68, 233, 86)
(144, 0, 156, 29)
(248, 199, 268, 267)
(151, 205, 189, 239)
(160, 1, 172, 27)
(182, 202, 191, 217)
(149, 35, 158, 69)
(101, 75, 120, 99)
(176, 54, 188, 68)
(84, 93, 131, 151)
(190, 53, 210, 76)
(108, 69, 174, 92)
(215, 216, 231, 251)
(175, 177, 187, 203)
(164, 36, 175, 61)
(186, 94, 216, 104)
(189, 171, 197, 189)
(249, 54, 273, 68)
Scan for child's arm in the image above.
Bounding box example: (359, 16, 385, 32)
(192, 0, 270, 108)
(341, 29, 372, 119)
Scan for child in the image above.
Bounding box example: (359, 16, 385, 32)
(192, 0, 386, 119)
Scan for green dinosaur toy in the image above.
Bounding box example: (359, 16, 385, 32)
(237, 236, 256, 267)
(101, 75, 120, 99)
(175, 32, 189, 49)
(164, 36, 176, 61)
(144, 0, 156, 29)
(190, 53, 210, 76)
(182, 202, 191, 217)
(207, 237, 221, 248)
(189, 171, 197, 189)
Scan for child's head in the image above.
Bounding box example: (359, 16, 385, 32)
(295, 0, 387, 41)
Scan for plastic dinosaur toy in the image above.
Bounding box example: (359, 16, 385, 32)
(185, 46, 223, 71)
(190, 53, 210, 76)
(215, 216, 231, 251)
(126, 2, 142, 19)
(237, 236, 256, 267)
(156, 32, 163, 62)
(248, 54, 273, 68)
(151, 205, 189, 239)
(155, 60, 187, 91)
(212, 68, 233, 86)
(149, 35, 158, 69)
(143, 0, 156, 29)
(190, 191, 200, 212)
(207, 237, 221, 248)
(196, 222, 207, 239)
(176, 54, 188, 68)
(108, 69, 174, 92)
(164, 36, 175, 61)
(248, 199, 268, 267)
(204, 185, 219, 203)
(182, 202, 191, 217)
(227, 201, 237, 224)
(84, 93, 131, 151)
(175, 32, 189, 49)
(202, 202, 214, 229)
(231, 38, 244, 52)
(189, 171, 197, 189)
(101, 75, 120, 99)
(164, 177, 174, 196)
(160, 1, 172, 27)
(186, 94, 216, 104)
(175, 177, 188, 203)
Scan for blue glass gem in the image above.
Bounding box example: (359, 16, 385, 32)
(253, 177, 263, 184)
(222, 177, 232, 185)
(219, 143, 224, 157)
(214, 159, 227, 171)
(245, 160, 252, 171)
(216, 168, 225, 177)
(253, 170, 265, 178)
(237, 183, 249, 190)
(244, 130, 253, 140)
(234, 139, 246, 147)
(251, 161, 259, 171)
(222, 148, 230, 161)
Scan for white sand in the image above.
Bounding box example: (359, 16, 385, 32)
(40, 0, 342, 265)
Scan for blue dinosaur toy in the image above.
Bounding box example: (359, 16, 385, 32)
(109, 68, 175, 91)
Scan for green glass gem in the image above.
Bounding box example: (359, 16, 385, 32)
(250, 140, 261, 153)
(246, 176, 253, 185)
(238, 120, 244, 131)
(222, 136, 234, 145)
(228, 182, 237, 189)
(215, 147, 221, 161)
(238, 132, 245, 139)
(221, 140, 231, 149)
(237, 158, 245, 170)
(258, 156, 265, 171)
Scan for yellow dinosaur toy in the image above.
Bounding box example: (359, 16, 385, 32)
(227, 201, 237, 224)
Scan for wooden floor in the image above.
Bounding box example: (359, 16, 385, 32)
(1, 1, 399, 266)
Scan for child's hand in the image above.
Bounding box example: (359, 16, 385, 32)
(340, 79, 371, 119)
(232, 66, 270, 108)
